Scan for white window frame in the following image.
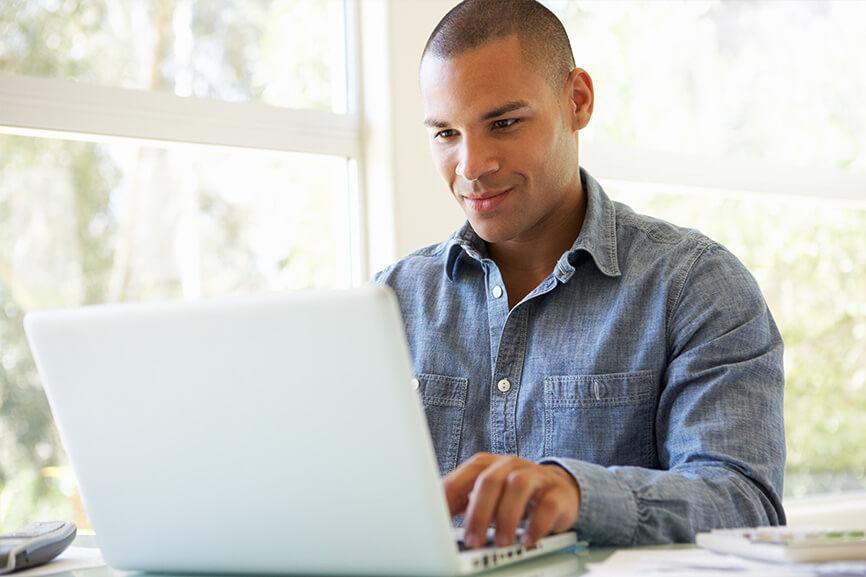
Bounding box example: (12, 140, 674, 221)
(0, 73, 360, 158)
(581, 141, 866, 203)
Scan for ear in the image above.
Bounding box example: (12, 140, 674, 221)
(564, 68, 594, 131)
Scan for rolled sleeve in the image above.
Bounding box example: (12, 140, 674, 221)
(540, 457, 639, 546)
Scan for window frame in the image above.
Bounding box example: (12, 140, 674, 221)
(580, 140, 866, 204)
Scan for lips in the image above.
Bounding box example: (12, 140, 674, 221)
(462, 188, 512, 214)
(463, 189, 510, 200)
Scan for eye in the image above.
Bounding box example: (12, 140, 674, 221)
(492, 118, 520, 130)
(435, 129, 457, 140)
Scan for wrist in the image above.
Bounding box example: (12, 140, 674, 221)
(544, 463, 581, 498)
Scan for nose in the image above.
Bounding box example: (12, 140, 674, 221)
(455, 137, 499, 182)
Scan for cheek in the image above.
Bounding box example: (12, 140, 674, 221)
(512, 143, 548, 186)
(431, 146, 457, 185)
(536, 128, 573, 187)
(507, 126, 558, 184)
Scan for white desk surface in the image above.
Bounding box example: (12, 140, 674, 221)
(58, 534, 691, 577)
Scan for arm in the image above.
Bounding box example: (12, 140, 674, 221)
(542, 242, 786, 545)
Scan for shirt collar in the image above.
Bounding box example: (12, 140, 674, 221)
(556, 168, 622, 280)
(444, 167, 621, 281)
(444, 222, 486, 281)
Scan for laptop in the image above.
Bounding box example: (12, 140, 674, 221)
(24, 286, 578, 575)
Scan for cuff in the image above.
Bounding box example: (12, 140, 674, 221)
(540, 457, 638, 546)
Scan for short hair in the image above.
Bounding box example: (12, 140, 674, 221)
(421, 0, 576, 92)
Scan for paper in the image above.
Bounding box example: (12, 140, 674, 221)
(586, 547, 866, 577)
(11, 546, 105, 577)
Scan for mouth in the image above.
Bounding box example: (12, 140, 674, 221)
(461, 188, 512, 214)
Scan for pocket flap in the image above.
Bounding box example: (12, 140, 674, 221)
(417, 373, 468, 407)
(544, 370, 654, 407)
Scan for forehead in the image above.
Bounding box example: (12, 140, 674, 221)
(419, 36, 551, 124)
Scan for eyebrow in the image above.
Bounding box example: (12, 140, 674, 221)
(423, 100, 531, 128)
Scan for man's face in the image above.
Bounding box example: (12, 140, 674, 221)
(420, 35, 585, 245)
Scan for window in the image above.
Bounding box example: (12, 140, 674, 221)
(1, 0, 348, 112)
(552, 0, 865, 174)
(0, 0, 359, 530)
(552, 0, 866, 498)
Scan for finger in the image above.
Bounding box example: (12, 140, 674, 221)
(522, 490, 565, 547)
(462, 456, 524, 548)
(494, 468, 546, 547)
(443, 453, 493, 516)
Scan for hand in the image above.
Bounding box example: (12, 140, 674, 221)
(443, 452, 580, 549)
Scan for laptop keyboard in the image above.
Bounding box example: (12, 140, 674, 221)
(457, 536, 497, 552)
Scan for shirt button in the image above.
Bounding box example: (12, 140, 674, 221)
(497, 378, 511, 393)
(411, 378, 420, 390)
(492, 286, 503, 299)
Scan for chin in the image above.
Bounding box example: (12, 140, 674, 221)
(467, 217, 515, 245)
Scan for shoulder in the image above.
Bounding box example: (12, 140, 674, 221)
(614, 200, 713, 252)
(611, 201, 763, 316)
(613, 200, 725, 276)
(371, 238, 452, 287)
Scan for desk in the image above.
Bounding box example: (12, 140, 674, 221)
(64, 535, 694, 577)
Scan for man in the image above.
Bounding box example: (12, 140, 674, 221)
(374, 0, 785, 549)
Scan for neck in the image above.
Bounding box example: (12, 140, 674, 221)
(488, 186, 587, 278)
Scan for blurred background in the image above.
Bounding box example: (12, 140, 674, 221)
(1, 0, 864, 531)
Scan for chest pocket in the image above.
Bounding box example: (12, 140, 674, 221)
(543, 370, 657, 467)
(417, 373, 468, 477)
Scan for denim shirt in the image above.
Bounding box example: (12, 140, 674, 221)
(373, 168, 786, 546)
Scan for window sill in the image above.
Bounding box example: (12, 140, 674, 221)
(784, 491, 866, 529)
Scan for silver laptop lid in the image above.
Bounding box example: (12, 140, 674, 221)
(25, 286, 462, 575)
